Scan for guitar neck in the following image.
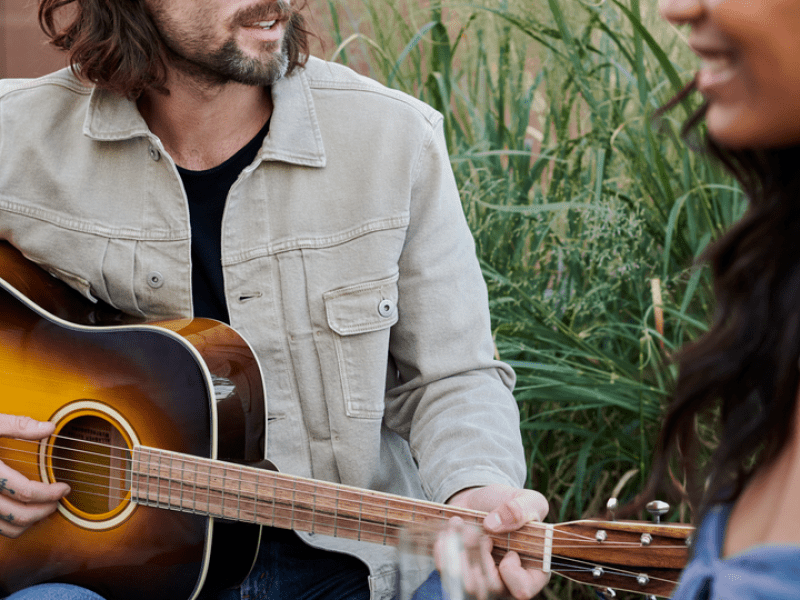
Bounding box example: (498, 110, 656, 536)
(130, 446, 692, 598)
(131, 446, 547, 569)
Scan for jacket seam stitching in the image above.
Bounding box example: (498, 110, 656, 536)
(224, 215, 410, 264)
(307, 79, 442, 127)
(0, 77, 92, 100)
(0, 200, 187, 241)
(410, 119, 438, 187)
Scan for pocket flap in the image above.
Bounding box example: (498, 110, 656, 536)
(324, 274, 399, 336)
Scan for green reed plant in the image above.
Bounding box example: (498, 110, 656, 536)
(319, 3, 743, 594)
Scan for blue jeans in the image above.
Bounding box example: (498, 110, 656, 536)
(215, 528, 370, 600)
(4, 585, 104, 600)
(5, 529, 443, 600)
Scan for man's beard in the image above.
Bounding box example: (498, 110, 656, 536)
(204, 34, 289, 87)
(151, 1, 294, 88)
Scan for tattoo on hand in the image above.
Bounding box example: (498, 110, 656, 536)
(0, 513, 12, 523)
(0, 479, 14, 495)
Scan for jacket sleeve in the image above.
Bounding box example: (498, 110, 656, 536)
(382, 117, 527, 503)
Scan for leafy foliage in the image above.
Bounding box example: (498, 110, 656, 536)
(317, 1, 744, 596)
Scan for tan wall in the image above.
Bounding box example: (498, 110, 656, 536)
(1, 0, 67, 78)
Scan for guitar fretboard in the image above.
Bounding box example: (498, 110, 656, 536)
(130, 446, 548, 569)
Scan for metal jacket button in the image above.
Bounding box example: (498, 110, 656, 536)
(378, 299, 396, 318)
(148, 145, 161, 161)
(147, 271, 164, 289)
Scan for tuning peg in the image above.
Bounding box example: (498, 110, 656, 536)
(595, 588, 616, 599)
(606, 497, 618, 521)
(646, 500, 669, 523)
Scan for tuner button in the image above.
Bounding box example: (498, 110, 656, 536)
(637, 574, 650, 586)
(646, 500, 670, 523)
(592, 566, 604, 579)
(640, 533, 653, 546)
(607, 497, 618, 521)
(603, 588, 617, 598)
(595, 530, 608, 542)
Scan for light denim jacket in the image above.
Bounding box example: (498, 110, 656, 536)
(0, 57, 526, 598)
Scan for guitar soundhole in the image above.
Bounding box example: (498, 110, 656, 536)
(51, 415, 132, 518)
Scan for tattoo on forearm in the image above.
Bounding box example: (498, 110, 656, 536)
(0, 479, 14, 495)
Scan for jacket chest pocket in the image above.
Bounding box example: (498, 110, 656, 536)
(323, 274, 399, 419)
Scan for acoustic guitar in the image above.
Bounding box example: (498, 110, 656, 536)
(0, 241, 692, 600)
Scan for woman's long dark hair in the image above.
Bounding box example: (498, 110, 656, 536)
(643, 80, 800, 521)
(37, 0, 311, 99)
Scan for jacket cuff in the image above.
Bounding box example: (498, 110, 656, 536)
(431, 466, 523, 505)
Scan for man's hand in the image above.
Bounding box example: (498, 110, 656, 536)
(448, 484, 550, 600)
(0, 414, 70, 538)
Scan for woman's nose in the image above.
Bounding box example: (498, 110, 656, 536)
(660, 0, 704, 24)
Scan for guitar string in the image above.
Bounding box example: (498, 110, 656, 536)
(0, 446, 684, 587)
(0, 462, 688, 591)
(1, 440, 690, 558)
(0, 439, 689, 556)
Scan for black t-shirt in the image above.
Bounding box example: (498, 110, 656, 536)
(177, 119, 270, 323)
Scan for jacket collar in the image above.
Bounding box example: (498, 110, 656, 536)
(82, 64, 326, 168)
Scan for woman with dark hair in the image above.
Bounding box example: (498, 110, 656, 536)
(649, 0, 800, 597)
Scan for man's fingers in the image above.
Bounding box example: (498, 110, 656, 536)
(0, 493, 61, 539)
(0, 461, 70, 539)
(483, 489, 549, 533)
(0, 414, 55, 441)
(498, 551, 551, 600)
(0, 467, 70, 503)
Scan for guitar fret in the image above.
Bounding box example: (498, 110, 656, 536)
(178, 455, 185, 510)
(207, 463, 214, 515)
(156, 452, 164, 508)
(192, 456, 199, 513)
(383, 496, 389, 545)
(269, 471, 277, 527)
(291, 477, 297, 530)
(311, 483, 317, 534)
(357, 492, 363, 542)
(167, 454, 173, 510)
(333, 487, 340, 538)
(236, 465, 242, 522)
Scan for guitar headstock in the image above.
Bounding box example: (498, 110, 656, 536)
(549, 519, 693, 598)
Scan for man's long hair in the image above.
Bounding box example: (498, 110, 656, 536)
(641, 80, 800, 522)
(38, 0, 311, 99)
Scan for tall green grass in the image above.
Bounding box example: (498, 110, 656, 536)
(319, 2, 743, 595)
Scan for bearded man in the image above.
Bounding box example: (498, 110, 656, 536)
(0, 1, 549, 599)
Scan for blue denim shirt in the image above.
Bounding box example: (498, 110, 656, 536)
(672, 504, 800, 600)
